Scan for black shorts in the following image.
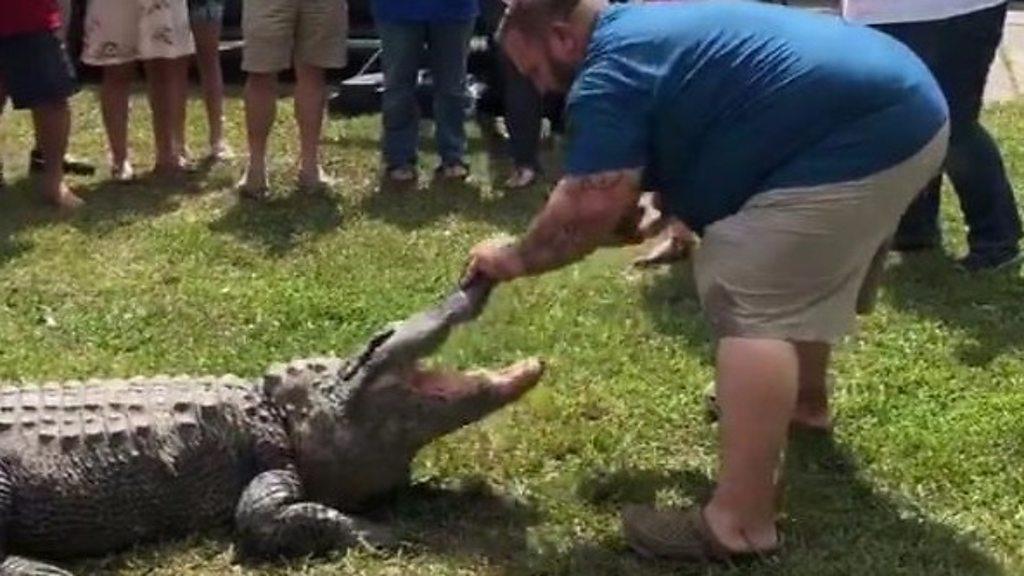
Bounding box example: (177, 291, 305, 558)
(0, 30, 77, 110)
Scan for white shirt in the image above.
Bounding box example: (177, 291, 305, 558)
(841, 0, 1006, 25)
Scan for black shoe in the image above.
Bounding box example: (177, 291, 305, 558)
(956, 247, 1022, 272)
(29, 149, 96, 176)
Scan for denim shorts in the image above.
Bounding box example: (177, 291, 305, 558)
(189, 0, 226, 24)
(0, 31, 77, 109)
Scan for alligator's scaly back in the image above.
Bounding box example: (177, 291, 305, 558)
(0, 376, 290, 558)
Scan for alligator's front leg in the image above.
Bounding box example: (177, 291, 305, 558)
(234, 469, 393, 560)
(0, 466, 73, 576)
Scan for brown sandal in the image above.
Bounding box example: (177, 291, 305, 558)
(621, 505, 780, 563)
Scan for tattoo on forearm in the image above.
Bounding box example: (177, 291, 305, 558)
(514, 169, 642, 275)
(516, 220, 595, 275)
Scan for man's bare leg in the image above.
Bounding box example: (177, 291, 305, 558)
(702, 336, 794, 553)
(100, 63, 134, 179)
(294, 63, 327, 187)
(32, 100, 82, 209)
(241, 71, 277, 193)
(793, 341, 833, 430)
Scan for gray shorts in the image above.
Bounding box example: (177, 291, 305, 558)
(693, 123, 950, 343)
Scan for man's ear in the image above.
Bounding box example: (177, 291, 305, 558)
(548, 20, 576, 57)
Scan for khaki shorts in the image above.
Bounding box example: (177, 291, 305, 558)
(693, 123, 949, 343)
(242, 0, 349, 72)
(82, 0, 196, 65)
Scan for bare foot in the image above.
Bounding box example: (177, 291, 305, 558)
(213, 141, 234, 162)
(151, 162, 189, 184)
(43, 183, 85, 211)
(297, 166, 337, 194)
(237, 165, 269, 200)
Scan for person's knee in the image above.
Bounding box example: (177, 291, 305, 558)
(246, 72, 277, 90)
(32, 99, 70, 116)
(294, 64, 325, 87)
(103, 64, 135, 85)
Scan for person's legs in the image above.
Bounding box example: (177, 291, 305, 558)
(243, 72, 278, 191)
(29, 0, 95, 177)
(31, 100, 82, 208)
(81, 0, 140, 180)
(136, 0, 194, 175)
(190, 4, 229, 158)
(99, 63, 135, 179)
(427, 21, 474, 174)
(623, 126, 948, 562)
(702, 337, 792, 552)
(880, 8, 1022, 265)
(501, 49, 543, 187)
(377, 22, 425, 173)
(143, 58, 181, 172)
(154, 55, 192, 171)
(939, 4, 1022, 266)
(792, 342, 832, 430)
(0, 30, 81, 206)
(293, 63, 327, 185)
(239, 0, 296, 194)
(292, 0, 347, 189)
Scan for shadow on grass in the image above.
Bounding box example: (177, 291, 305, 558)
(357, 172, 546, 233)
(501, 435, 1007, 576)
(636, 261, 715, 357)
(0, 176, 189, 267)
(884, 252, 1024, 366)
(208, 187, 344, 257)
(383, 476, 542, 564)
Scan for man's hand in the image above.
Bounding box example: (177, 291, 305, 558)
(463, 238, 527, 285)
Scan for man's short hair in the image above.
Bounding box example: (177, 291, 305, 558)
(496, 0, 583, 42)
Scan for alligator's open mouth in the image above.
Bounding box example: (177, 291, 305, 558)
(409, 359, 545, 401)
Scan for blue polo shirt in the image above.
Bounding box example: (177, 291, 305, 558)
(564, 1, 948, 234)
(371, 0, 478, 23)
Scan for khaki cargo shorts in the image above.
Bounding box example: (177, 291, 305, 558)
(243, 0, 349, 72)
(693, 123, 949, 343)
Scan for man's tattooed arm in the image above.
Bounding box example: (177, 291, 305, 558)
(513, 169, 643, 277)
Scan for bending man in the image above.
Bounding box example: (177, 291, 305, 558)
(465, 0, 949, 562)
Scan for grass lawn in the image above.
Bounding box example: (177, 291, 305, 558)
(1, 89, 1023, 576)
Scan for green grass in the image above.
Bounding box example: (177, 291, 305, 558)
(1, 89, 1023, 576)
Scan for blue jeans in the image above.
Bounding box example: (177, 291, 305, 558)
(875, 2, 1022, 255)
(500, 49, 543, 169)
(376, 20, 474, 169)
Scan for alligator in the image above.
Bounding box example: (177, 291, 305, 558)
(0, 278, 543, 575)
